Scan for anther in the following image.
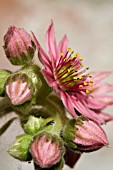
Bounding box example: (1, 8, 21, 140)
(84, 82, 88, 86)
(61, 53, 64, 56)
(76, 53, 80, 57)
(79, 57, 83, 61)
(86, 67, 90, 70)
(86, 89, 90, 94)
(68, 69, 71, 73)
(67, 48, 72, 52)
(79, 85, 83, 88)
(79, 76, 83, 80)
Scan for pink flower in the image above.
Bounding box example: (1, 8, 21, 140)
(33, 22, 113, 124)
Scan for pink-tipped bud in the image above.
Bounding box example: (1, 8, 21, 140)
(4, 26, 36, 65)
(63, 118, 108, 152)
(30, 131, 65, 168)
(6, 73, 34, 105)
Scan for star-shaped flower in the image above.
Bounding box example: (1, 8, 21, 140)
(33, 22, 113, 124)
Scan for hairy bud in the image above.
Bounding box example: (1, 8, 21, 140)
(63, 118, 108, 152)
(6, 73, 34, 105)
(30, 131, 65, 168)
(4, 26, 36, 65)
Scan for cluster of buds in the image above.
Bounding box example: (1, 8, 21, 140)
(0, 24, 112, 170)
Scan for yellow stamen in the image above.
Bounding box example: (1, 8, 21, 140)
(61, 53, 64, 56)
(84, 82, 88, 86)
(79, 85, 83, 88)
(86, 89, 90, 94)
(63, 58, 66, 62)
(76, 53, 80, 57)
(79, 57, 83, 61)
(68, 69, 71, 73)
(81, 63, 84, 67)
(67, 48, 72, 52)
(89, 74, 92, 78)
(73, 77, 77, 80)
(79, 76, 83, 80)
(69, 56, 73, 60)
(86, 67, 90, 70)
(74, 54, 77, 58)
(89, 83, 93, 87)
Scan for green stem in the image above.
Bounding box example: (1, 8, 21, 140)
(36, 94, 68, 135)
(0, 97, 12, 117)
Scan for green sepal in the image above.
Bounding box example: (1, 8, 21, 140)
(8, 134, 32, 161)
(24, 116, 44, 135)
(63, 119, 77, 141)
(0, 69, 11, 95)
(20, 64, 42, 95)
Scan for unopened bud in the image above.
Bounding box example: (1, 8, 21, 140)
(5, 73, 34, 105)
(0, 69, 11, 95)
(63, 118, 108, 152)
(30, 131, 65, 168)
(4, 26, 36, 65)
(8, 134, 32, 161)
(24, 116, 44, 135)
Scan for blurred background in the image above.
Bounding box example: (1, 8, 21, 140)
(0, 0, 113, 170)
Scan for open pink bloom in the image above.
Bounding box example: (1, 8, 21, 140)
(33, 22, 113, 124)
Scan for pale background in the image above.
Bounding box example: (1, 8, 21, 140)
(0, 0, 113, 170)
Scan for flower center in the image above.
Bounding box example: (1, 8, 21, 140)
(55, 48, 93, 94)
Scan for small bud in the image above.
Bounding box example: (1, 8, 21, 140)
(63, 118, 108, 152)
(0, 69, 11, 95)
(24, 116, 44, 135)
(30, 131, 65, 168)
(5, 73, 34, 105)
(4, 26, 36, 65)
(8, 134, 32, 161)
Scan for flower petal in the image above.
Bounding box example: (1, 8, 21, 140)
(98, 112, 113, 124)
(41, 69, 58, 88)
(92, 71, 112, 85)
(60, 90, 78, 118)
(46, 22, 58, 67)
(32, 32, 52, 72)
(91, 83, 113, 96)
(60, 91, 104, 124)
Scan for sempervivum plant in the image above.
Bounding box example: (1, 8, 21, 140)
(0, 22, 113, 170)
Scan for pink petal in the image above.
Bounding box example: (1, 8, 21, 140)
(86, 95, 108, 110)
(96, 95, 113, 108)
(32, 32, 52, 72)
(57, 35, 68, 66)
(46, 22, 58, 67)
(60, 91, 104, 124)
(92, 71, 112, 85)
(41, 69, 57, 88)
(60, 90, 78, 119)
(71, 96, 104, 124)
(98, 112, 113, 124)
(91, 83, 113, 96)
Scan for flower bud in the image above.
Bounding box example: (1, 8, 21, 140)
(5, 73, 34, 105)
(30, 131, 65, 168)
(0, 69, 11, 95)
(8, 134, 32, 161)
(63, 118, 108, 152)
(4, 26, 36, 65)
(24, 116, 44, 135)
